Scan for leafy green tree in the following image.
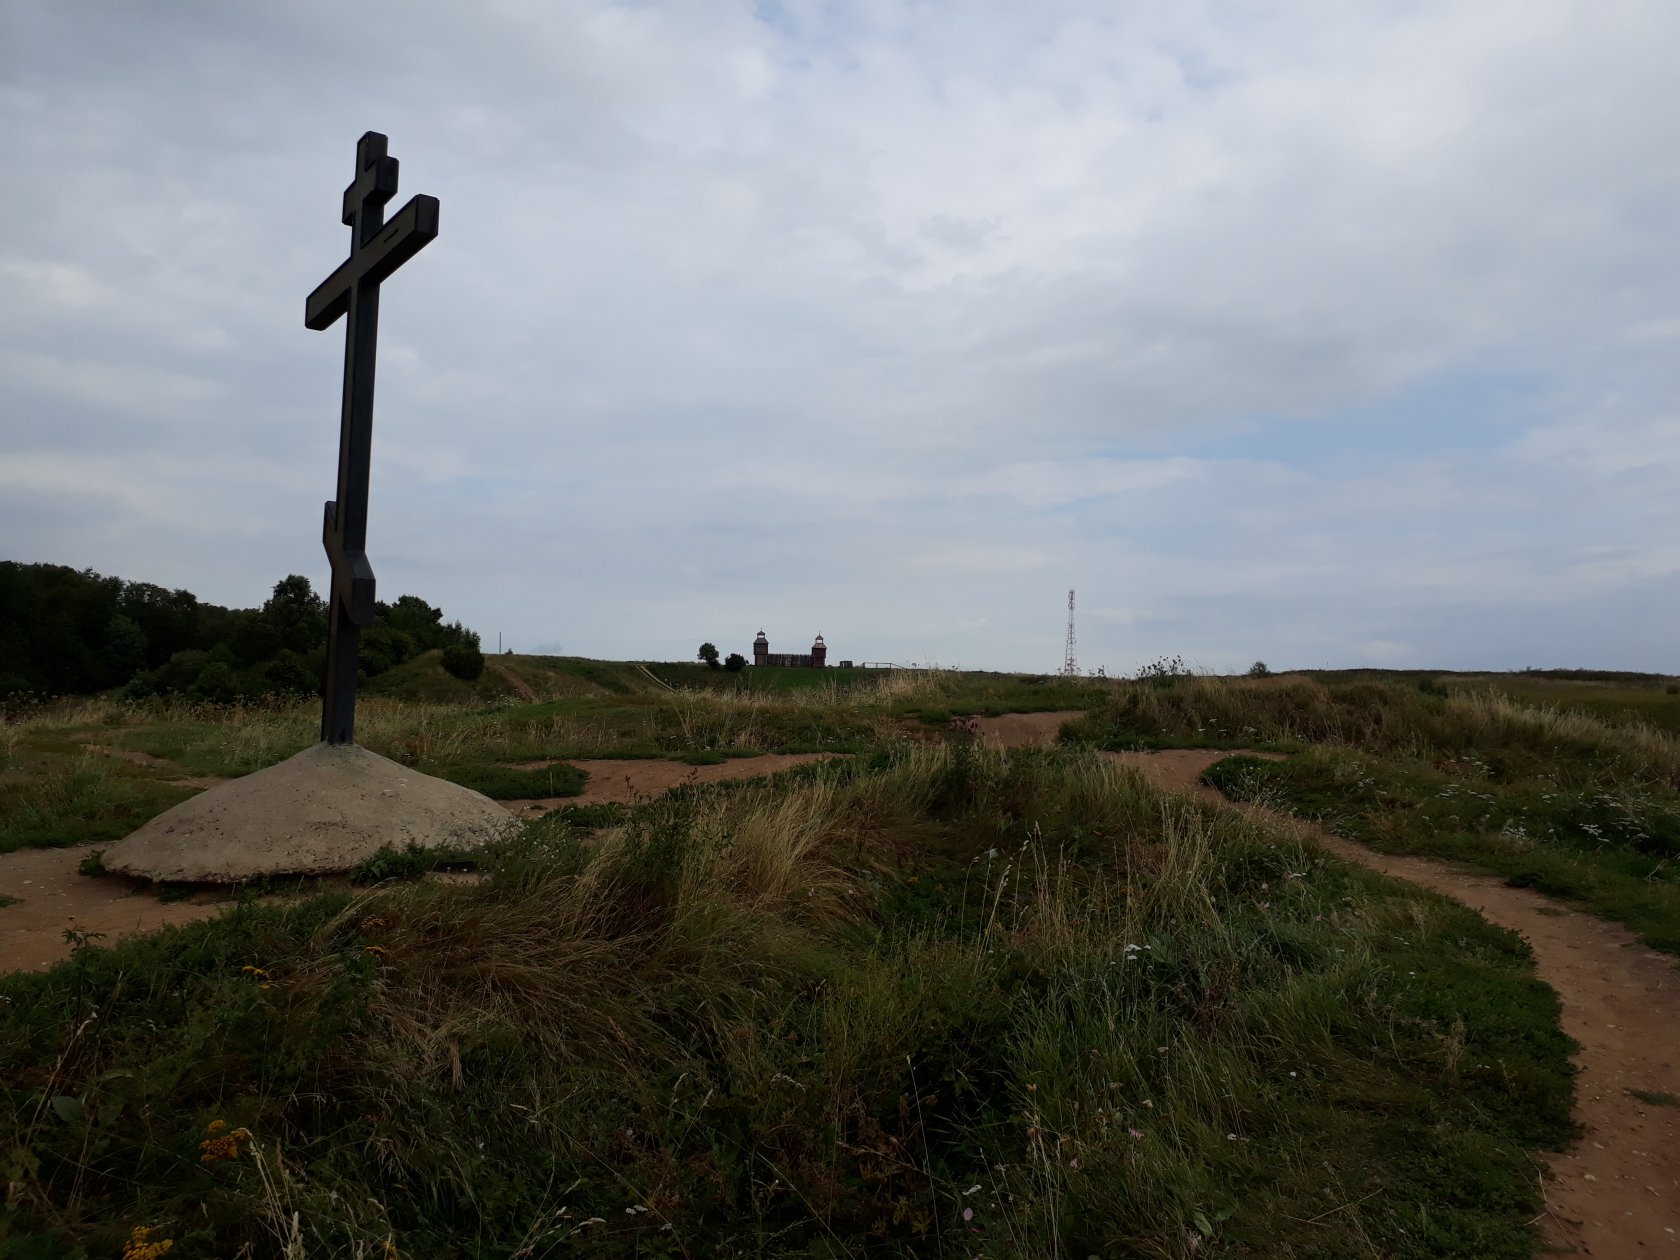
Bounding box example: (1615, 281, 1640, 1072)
(0, 561, 484, 699)
(151, 650, 209, 694)
(698, 642, 721, 669)
(1248, 661, 1272, 678)
(116, 581, 202, 668)
(382, 594, 444, 643)
(191, 660, 239, 703)
(361, 623, 419, 677)
(441, 643, 486, 681)
(228, 607, 277, 666)
(724, 652, 746, 672)
(100, 615, 149, 679)
(261, 649, 318, 698)
(261, 575, 326, 656)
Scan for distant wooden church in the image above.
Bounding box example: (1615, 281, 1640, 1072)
(753, 630, 829, 669)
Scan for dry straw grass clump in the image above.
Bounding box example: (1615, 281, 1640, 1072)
(1072, 673, 1680, 785)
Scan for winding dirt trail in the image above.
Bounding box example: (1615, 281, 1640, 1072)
(5, 720, 1679, 1252)
(500, 752, 841, 817)
(1109, 747, 1680, 1258)
(487, 661, 538, 702)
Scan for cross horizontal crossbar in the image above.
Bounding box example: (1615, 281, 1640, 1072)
(304, 193, 440, 331)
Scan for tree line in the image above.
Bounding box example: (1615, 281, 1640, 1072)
(0, 561, 484, 703)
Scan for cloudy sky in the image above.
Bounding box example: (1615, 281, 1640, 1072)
(4, 1, 1679, 674)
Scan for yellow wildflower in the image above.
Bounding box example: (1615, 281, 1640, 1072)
(199, 1125, 252, 1163)
(122, 1225, 174, 1260)
(241, 965, 268, 978)
(363, 944, 387, 957)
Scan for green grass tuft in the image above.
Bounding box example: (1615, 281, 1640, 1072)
(1203, 749, 1680, 954)
(430, 761, 587, 800)
(0, 746, 1574, 1258)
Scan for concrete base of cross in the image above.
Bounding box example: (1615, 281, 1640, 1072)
(102, 743, 520, 883)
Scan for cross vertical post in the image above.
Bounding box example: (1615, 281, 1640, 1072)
(306, 131, 439, 744)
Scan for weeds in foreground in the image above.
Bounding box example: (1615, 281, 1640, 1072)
(3, 745, 1572, 1258)
(0, 754, 195, 855)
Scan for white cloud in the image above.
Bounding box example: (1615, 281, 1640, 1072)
(3, 0, 1679, 670)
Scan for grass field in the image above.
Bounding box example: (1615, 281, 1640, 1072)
(10, 659, 1680, 1256)
(0, 660, 1100, 852)
(1064, 673, 1680, 952)
(3, 743, 1573, 1258)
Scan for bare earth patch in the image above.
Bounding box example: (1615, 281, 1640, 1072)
(501, 753, 843, 817)
(968, 710, 1086, 746)
(0, 843, 237, 975)
(488, 661, 537, 702)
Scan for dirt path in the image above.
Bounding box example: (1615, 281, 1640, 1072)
(969, 710, 1085, 746)
(488, 661, 538, 702)
(0, 752, 844, 972)
(8, 728, 1679, 1252)
(1108, 747, 1680, 1257)
(0, 843, 238, 974)
(82, 743, 224, 790)
(635, 664, 678, 693)
(502, 753, 841, 817)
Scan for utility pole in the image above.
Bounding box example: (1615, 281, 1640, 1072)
(1063, 589, 1078, 677)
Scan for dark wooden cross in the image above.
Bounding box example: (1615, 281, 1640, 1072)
(305, 131, 439, 745)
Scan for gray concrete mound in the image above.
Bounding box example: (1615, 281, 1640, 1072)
(102, 742, 521, 883)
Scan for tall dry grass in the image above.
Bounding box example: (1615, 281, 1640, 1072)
(1072, 674, 1680, 784)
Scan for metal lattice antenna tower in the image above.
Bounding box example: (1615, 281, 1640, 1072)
(1063, 589, 1078, 676)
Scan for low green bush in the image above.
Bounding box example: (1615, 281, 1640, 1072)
(440, 643, 485, 682)
(434, 761, 586, 799)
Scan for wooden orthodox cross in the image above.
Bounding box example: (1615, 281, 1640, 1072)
(305, 132, 439, 745)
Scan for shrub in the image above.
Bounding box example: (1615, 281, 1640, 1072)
(349, 841, 479, 885)
(190, 661, 239, 703)
(1135, 653, 1191, 687)
(438, 762, 587, 799)
(260, 649, 317, 698)
(724, 652, 747, 672)
(440, 643, 485, 681)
